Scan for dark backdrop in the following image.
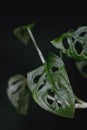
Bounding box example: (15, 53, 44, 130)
(0, 16, 87, 130)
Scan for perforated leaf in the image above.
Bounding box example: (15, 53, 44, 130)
(51, 26, 87, 61)
(76, 61, 87, 78)
(7, 75, 30, 115)
(27, 53, 75, 118)
(13, 23, 34, 45)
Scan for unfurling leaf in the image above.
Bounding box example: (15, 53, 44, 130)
(76, 61, 87, 78)
(7, 75, 30, 115)
(27, 53, 75, 118)
(51, 26, 87, 61)
(13, 23, 34, 45)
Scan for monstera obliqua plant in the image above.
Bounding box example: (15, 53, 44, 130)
(7, 24, 87, 118)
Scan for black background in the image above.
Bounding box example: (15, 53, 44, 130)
(0, 15, 87, 130)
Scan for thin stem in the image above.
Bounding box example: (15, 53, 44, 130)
(75, 103, 87, 109)
(75, 96, 87, 109)
(27, 28, 45, 64)
(48, 95, 55, 102)
(48, 95, 87, 108)
(47, 95, 62, 105)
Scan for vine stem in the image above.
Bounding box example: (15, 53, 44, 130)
(75, 96, 87, 109)
(27, 28, 45, 64)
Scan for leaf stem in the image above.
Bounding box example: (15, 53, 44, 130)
(47, 95, 55, 102)
(75, 96, 87, 109)
(27, 28, 45, 64)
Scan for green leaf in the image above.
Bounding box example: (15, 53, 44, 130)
(13, 23, 34, 45)
(7, 75, 30, 115)
(76, 61, 87, 78)
(27, 53, 75, 118)
(51, 26, 87, 61)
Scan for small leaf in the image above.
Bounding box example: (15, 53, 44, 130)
(27, 53, 75, 118)
(76, 61, 87, 78)
(7, 75, 30, 115)
(51, 26, 87, 61)
(13, 23, 34, 45)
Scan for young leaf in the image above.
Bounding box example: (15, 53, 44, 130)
(76, 61, 87, 78)
(27, 53, 75, 118)
(51, 26, 87, 61)
(7, 75, 30, 115)
(13, 23, 34, 45)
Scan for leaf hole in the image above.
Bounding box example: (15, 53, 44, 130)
(62, 37, 69, 49)
(11, 84, 22, 95)
(34, 74, 42, 83)
(79, 31, 86, 37)
(57, 101, 62, 107)
(38, 80, 46, 91)
(47, 97, 54, 105)
(75, 42, 83, 54)
(52, 67, 58, 72)
(12, 79, 23, 85)
(47, 89, 55, 97)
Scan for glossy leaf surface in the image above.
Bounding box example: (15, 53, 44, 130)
(27, 53, 75, 118)
(51, 26, 87, 60)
